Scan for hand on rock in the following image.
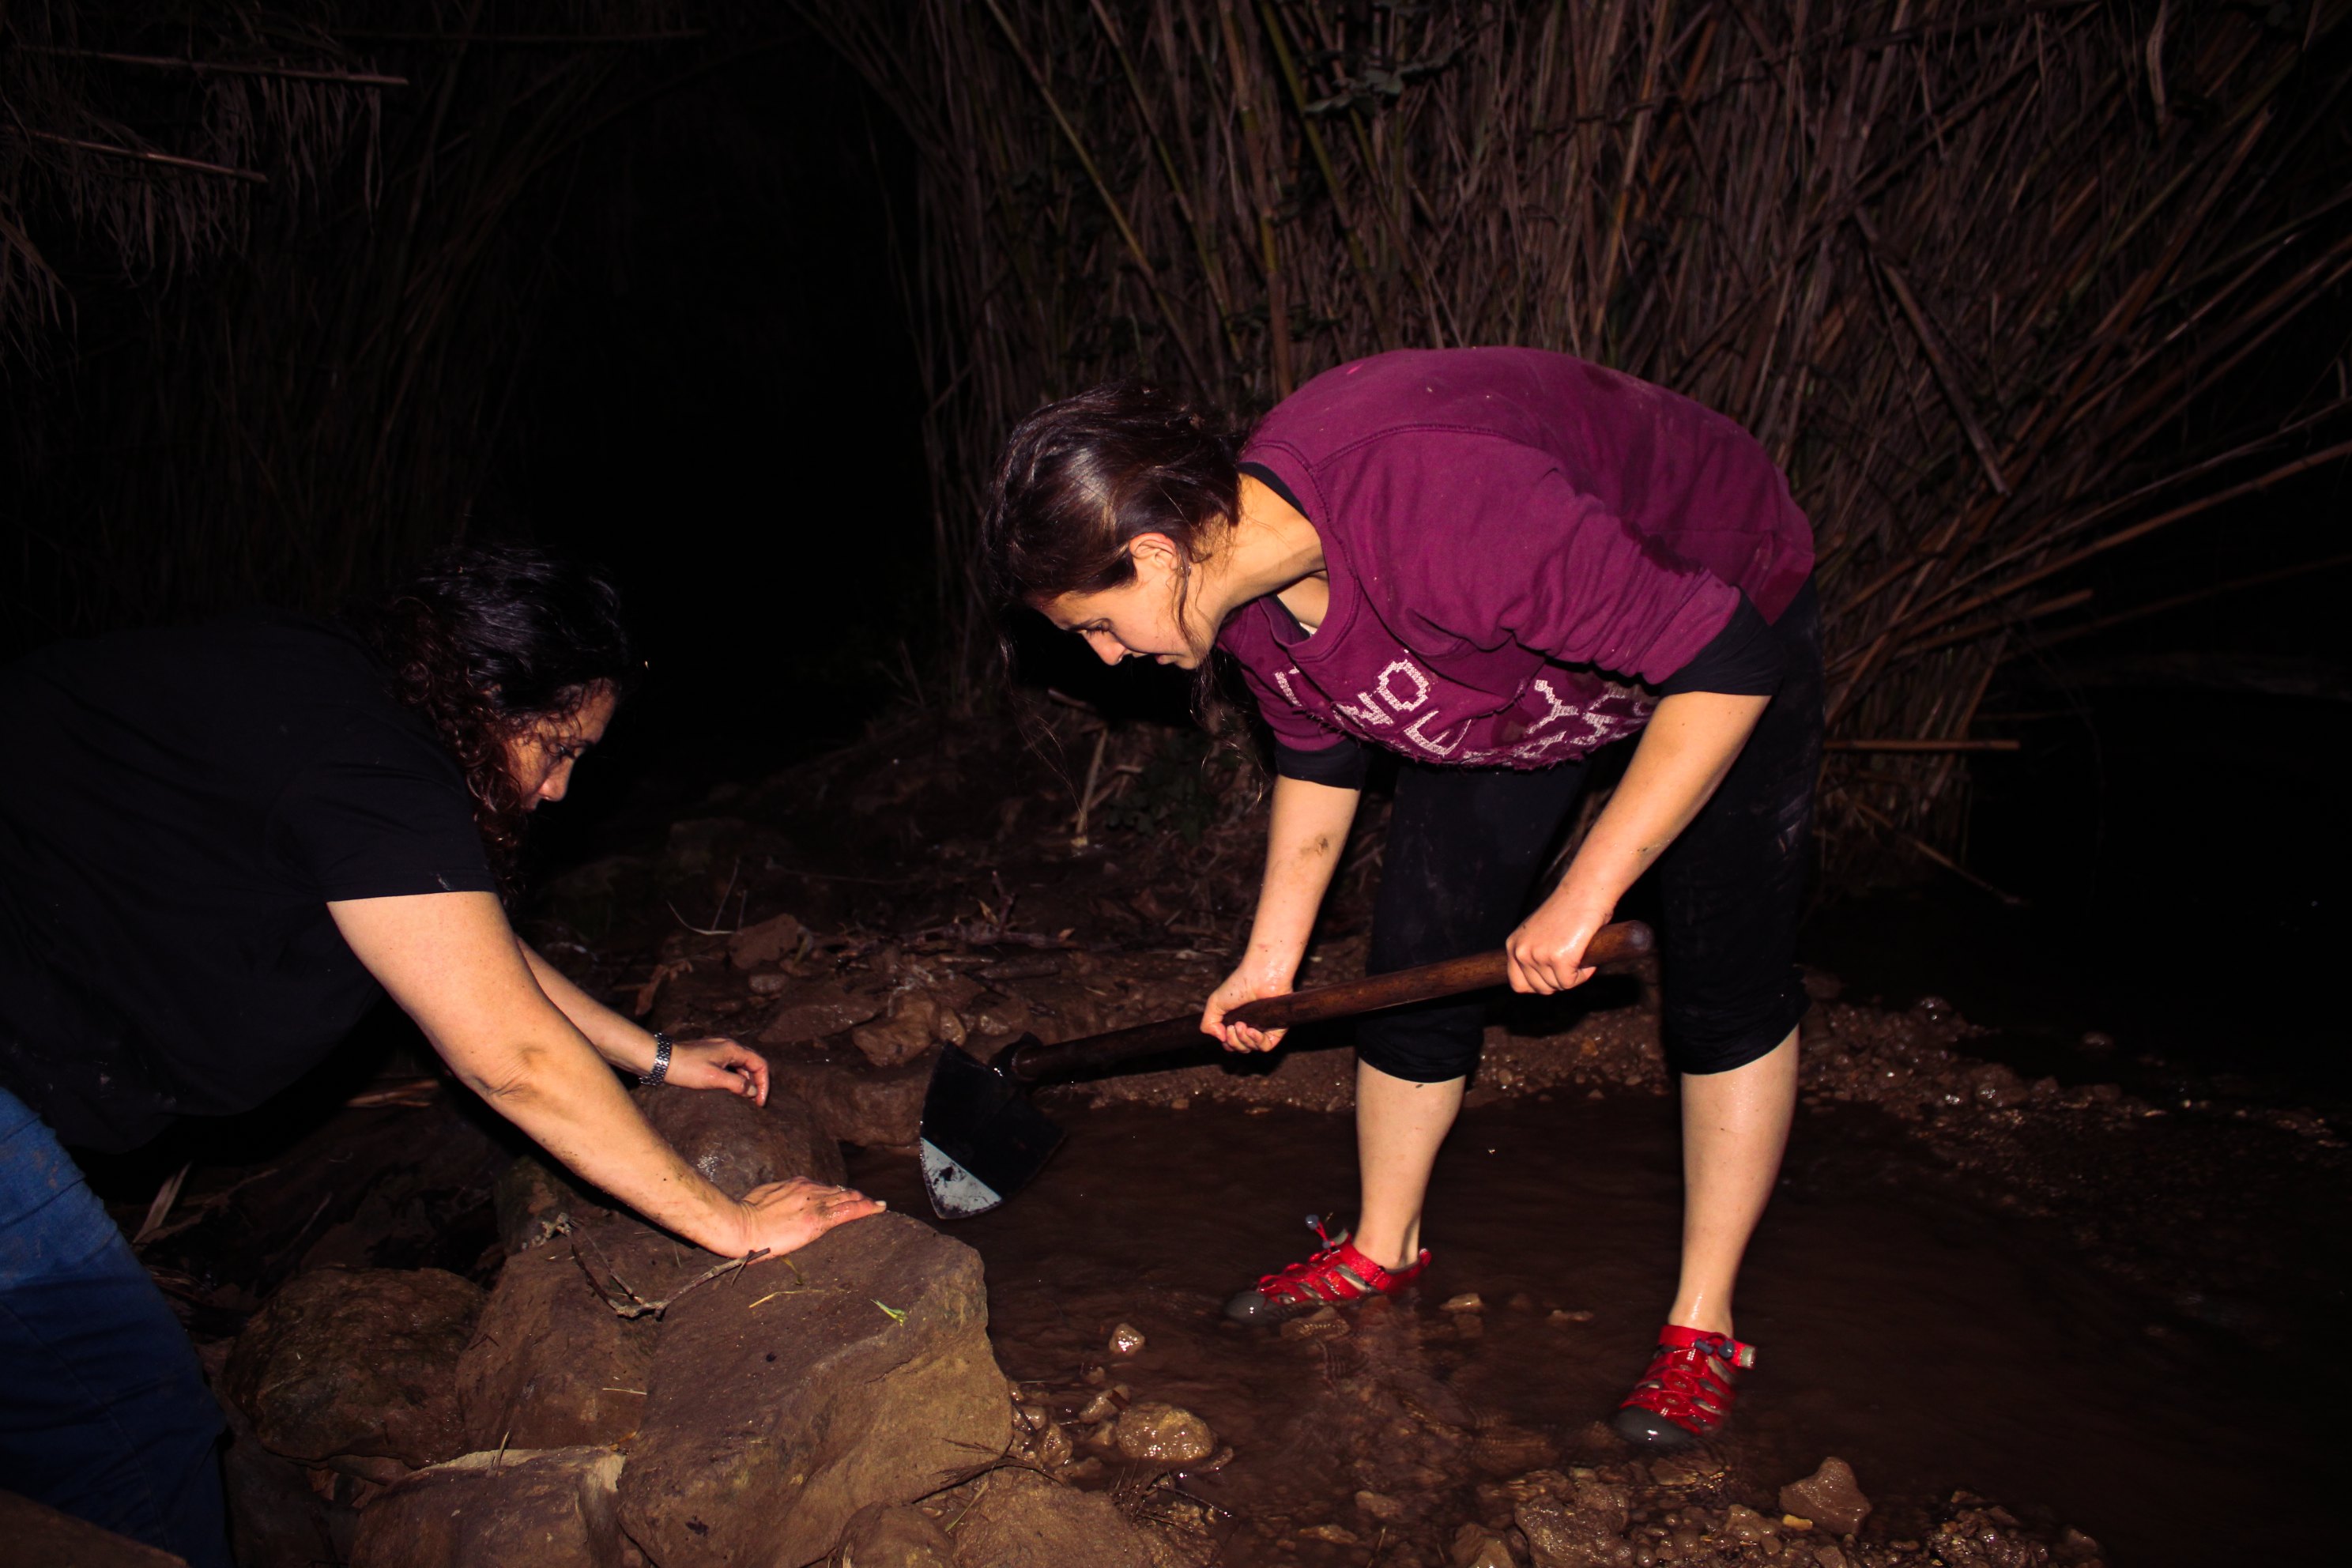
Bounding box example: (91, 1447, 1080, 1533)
(667, 1036, 770, 1104)
(737, 1176, 886, 1257)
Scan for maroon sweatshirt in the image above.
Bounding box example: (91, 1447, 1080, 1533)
(1223, 349, 1814, 768)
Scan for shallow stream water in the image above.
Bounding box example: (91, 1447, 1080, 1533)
(850, 1091, 2331, 1566)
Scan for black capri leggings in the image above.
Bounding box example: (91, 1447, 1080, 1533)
(1355, 584, 1822, 1080)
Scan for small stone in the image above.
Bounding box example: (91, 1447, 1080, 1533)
(757, 982, 880, 1045)
(1075, 1389, 1122, 1424)
(1355, 1490, 1408, 1522)
(1280, 1305, 1350, 1340)
(1440, 1292, 1485, 1313)
(1108, 1322, 1147, 1356)
(1649, 1453, 1724, 1488)
(1781, 1457, 1871, 1537)
(1110, 1400, 1217, 1464)
(1547, 1308, 1595, 1325)
(1724, 1503, 1778, 1544)
(748, 972, 790, 995)
(1449, 1522, 1519, 1568)
(1054, 1455, 1105, 1483)
(1782, 1515, 1815, 1531)
(1300, 1524, 1362, 1545)
(728, 912, 808, 969)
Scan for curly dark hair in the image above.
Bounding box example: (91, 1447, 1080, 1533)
(356, 545, 637, 892)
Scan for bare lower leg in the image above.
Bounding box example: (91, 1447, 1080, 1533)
(1350, 1061, 1466, 1272)
(1668, 1030, 1799, 1336)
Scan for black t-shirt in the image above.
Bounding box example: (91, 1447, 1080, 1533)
(0, 612, 496, 1151)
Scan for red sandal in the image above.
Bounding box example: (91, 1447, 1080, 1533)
(1610, 1324, 1755, 1448)
(1223, 1216, 1429, 1324)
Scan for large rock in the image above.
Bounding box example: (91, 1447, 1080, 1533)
(617, 1212, 1008, 1568)
(769, 1054, 933, 1149)
(457, 1229, 660, 1451)
(1510, 1470, 1633, 1568)
(829, 1502, 957, 1567)
(492, 1153, 609, 1255)
(224, 1268, 484, 1468)
(347, 1447, 626, 1568)
(1781, 1457, 1871, 1536)
(0, 1489, 187, 1566)
(939, 1468, 1159, 1568)
(634, 1080, 848, 1193)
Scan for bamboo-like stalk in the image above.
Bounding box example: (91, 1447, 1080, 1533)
(802, 0, 2352, 883)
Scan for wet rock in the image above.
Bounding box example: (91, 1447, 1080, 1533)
(1451, 1522, 1521, 1567)
(347, 1447, 625, 1568)
(457, 1231, 658, 1451)
(1441, 1293, 1485, 1313)
(1647, 1452, 1723, 1489)
(730, 911, 808, 969)
(1356, 1489, 1410, 1522)
(632, 1080, 848, 1196)
(1112, 1401, 1217, 1464)
(1724, 1503, 1780, 1544)
(616, 1213, 1006, 1568)
(854, 991, 953, 1067)
(759, 982, 882, 1045)
(1109, 1321, 1147, 1356)
(768, 1053, 933, 1148)
(942, 1468, 1160, 1568)
(1510, 1470, 1632, 1568)
(1781, 1457, 1871, 1537)
(1280, 1304, 1350, 1340)
(1468, 1426, 1557, 1476)
(0, 1488, 185, 1566)
(1008, 1403, 1074, 1471)
(827, 1501, 957, 1567)
(224, 1268, 484, 1468)
(210, 1359, 354, 1568)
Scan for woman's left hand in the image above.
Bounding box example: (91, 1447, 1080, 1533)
(1505, 893, 1615, 996)
(665, 1036, 771, 1105)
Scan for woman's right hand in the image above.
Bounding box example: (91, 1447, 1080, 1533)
(1202, 953, 1302, 1052)
(733, 1176, 887, 1257)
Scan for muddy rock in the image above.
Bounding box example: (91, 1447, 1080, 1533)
(1510, 1470, 1632, 1568)
(854, 991, 954, 1067)
(1111, 1400, 1217, 1464)
(1451, 1521, 1521, 1567)
(0, 1488, 187, 1566)
(1781, 1457, 1872, 1537)
(211, 1362, 354, 1568)
(827, 1502, 958, 1567)
(938, 1468, 1159, 1568)
(760, 982, 882, 1045)
(632, 1080, 848, 1194)
(769, 1053, 933, 1148)
(730, 911, 809, 969)
(456, 1232, 658, 1451)
(224, 1267, 484, 1468)
(617, 1212, 1008, 1568)
(347, 1447, 625, 1568)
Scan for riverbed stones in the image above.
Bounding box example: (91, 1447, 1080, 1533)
(759, 982, 881, 1046)
(455, 1231, 658, 1450)
(632, 1079, 848, 1194)
(767, 1052, 933, 1148)
(827, 1502, 958, 1567)
(1111, 1401, 1217, 1464)
(937, 1468, 1161, 1568)
(224, 1267, 484, 1468)
(616, 1212, 1006, 1568)
(1508, 1470, 1633, 1568)
(347, 1447, 626, 1568)
(1781, 1457, 1872, 1537)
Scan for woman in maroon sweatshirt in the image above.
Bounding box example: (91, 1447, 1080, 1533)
(984, 348, 1819, 1448)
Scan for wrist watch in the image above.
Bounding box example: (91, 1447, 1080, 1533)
(639, 1031, 674, 1087)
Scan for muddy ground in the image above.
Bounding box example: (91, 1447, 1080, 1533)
(104, 703, 2350, 1565)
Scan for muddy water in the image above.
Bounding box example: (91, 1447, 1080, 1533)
(849, 1091, 2331, 1565)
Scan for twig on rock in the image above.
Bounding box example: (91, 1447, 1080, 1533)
(572, 1237, 773, 1320)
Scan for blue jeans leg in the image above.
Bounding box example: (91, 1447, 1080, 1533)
(0, 1087, 232, 1568)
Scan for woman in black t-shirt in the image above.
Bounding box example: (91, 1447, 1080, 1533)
(0, 548, 882, 1566)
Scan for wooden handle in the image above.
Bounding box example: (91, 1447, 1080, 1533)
(1006, 919, 1653, 1084)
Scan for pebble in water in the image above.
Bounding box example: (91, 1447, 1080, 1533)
(1110, 1400, 1217, 1464)
(1107, 1321, 1146, 1357)
(1780, 1457, 1872, 1538)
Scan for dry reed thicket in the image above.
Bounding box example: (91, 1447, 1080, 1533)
(806, 0, 2352, 882)
(0, 2, 712, 651)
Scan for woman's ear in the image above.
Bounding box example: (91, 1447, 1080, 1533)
(1126, 532, 1184, 575)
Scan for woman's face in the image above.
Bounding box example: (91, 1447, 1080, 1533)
(503, 684, 618, 809)
(1042, 534, 1208, 669)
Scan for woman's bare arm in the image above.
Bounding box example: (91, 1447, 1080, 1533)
(1506, 690, 1771, 993)
(518, 940, 769, 1103)
(1203, 773, 1363, 1050)
(331, 891, 878, 1255)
